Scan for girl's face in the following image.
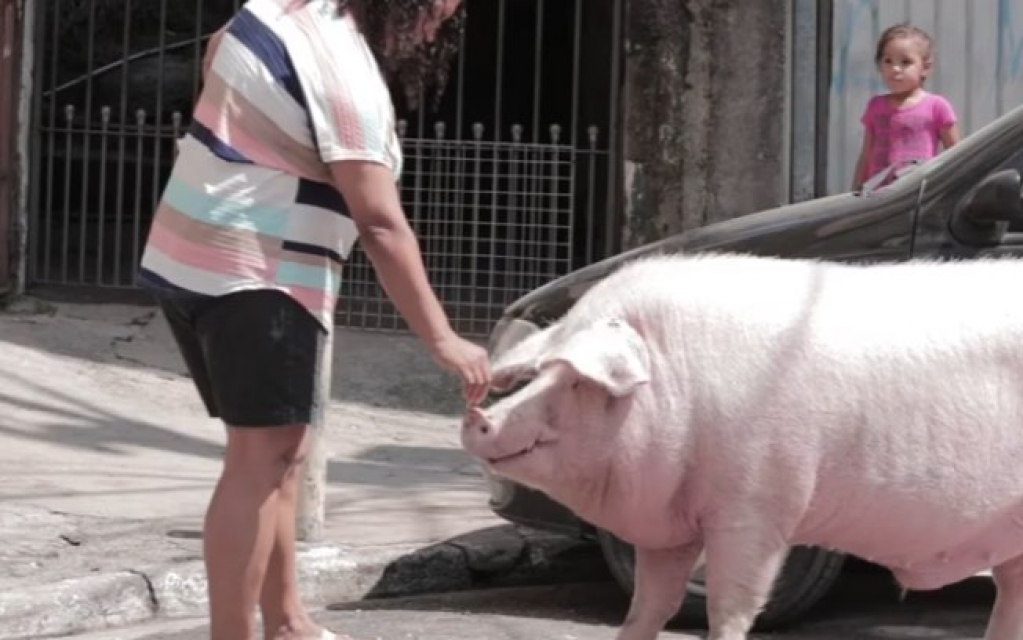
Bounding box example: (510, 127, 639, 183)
(878, 36, 931, 95)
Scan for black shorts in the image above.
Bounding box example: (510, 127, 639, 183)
(155, 289, 329, 427)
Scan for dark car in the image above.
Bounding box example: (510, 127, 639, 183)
(475, 103, 1023, 630)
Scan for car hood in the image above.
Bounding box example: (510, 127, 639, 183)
(500, 191, 871, 325)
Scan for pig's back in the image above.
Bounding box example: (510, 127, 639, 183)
(578, 254, 1023, 586)
(587, 254, 1023, 383)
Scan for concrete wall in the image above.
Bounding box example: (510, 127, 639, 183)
(13, 0, 32, 294)
(0, 0, 31, 295)
(620, 0, 791, 249)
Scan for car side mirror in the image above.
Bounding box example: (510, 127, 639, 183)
(948, 169, 1023, 246)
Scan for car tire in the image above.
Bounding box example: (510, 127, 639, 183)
(595, 528, 846, 631)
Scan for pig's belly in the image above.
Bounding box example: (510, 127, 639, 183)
(798, 498, 1023, 591)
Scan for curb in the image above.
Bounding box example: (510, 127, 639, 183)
(0, 527, 609, 639)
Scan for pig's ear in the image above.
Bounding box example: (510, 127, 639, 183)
(545, 319, 651, 397)
(490, 327, 553, 392)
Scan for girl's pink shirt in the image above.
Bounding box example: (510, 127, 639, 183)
(861, 92, 957, 181)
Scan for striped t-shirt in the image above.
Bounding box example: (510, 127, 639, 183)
(138, 0, 402, 331)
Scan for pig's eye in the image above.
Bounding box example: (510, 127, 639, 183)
(571, 379, 582, 391)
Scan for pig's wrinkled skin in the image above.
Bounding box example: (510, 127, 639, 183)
(461, 253, 1023, 640)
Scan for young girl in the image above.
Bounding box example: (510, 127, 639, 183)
(852, 23, 961, 191)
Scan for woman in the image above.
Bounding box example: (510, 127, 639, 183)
(137, 1, 487, 638)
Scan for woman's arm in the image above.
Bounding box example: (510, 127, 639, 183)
(328, 159, 491, 404)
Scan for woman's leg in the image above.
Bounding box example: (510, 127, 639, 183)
(175, 289, 332, 640)
(204, 424, 311, 639)
(257, 436, 319, 639)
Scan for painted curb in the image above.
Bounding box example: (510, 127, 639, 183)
(0, 528, 608, 639)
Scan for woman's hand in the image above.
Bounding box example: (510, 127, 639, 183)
(428, 333, 492, 406)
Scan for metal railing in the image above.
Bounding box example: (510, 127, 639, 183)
(341, 123, 609, 336)
(28, 0, 622, 336)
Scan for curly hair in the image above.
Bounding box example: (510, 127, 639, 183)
(338, 0, 466, 110)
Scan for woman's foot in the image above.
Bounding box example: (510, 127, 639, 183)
(269, 621, 337, 640)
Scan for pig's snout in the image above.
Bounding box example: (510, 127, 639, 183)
(461, 407, 507, 462)
(462, 404, 546, 467)
(463, 406, 492, 438)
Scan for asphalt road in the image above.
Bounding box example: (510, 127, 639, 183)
(66, 563, 995, 639)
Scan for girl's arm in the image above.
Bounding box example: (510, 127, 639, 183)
(940, 123, 961, 149)
(937, 96, 961, 150)
(852, 128, 873, 192)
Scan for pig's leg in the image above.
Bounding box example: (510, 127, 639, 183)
(702, 526, 790, 640)
(615, 543, 703, 640)
(984, 554, 1023, 640)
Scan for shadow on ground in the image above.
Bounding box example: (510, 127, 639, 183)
(0, 364, 481, 501)
(356, 523, 614, 603)
(335, 556, 994, 639)
(0, 295, 477, 417)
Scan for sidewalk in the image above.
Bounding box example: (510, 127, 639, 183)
(0, 297, 605, 639)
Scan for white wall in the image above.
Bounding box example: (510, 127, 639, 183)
(827, 0, 1023, 194)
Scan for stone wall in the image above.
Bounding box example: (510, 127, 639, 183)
(621, 0, 790, 249)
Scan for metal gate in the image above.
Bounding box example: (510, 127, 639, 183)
(0, 0, 22, 291)
(27, 0, 622, 337)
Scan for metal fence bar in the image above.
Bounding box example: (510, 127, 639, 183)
(112, 0, 131, 285)
(532, 0, 544, 144)
(493, 0, 506, 143)
(132, 108, 145, 282)
(151, 0, 168, 217)
(548, 125, 562, 280)
(468, 124, 483, 329)
(95, 106, 109, 282)
(77, 0, 96, 284)
(60, 104, 72, 281)
(27, 0, 46, 288)
(37, 0, 60, 282)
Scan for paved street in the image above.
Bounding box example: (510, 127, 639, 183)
(65, 563, 994, 639)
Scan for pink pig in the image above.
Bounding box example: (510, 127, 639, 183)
(461, 253, 1023, 640)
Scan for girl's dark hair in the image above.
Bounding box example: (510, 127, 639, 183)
(875, 22, 934, 65)
(337, 0, 465, 110)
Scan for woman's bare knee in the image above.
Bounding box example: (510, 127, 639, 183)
(223, 424, 311, 486)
